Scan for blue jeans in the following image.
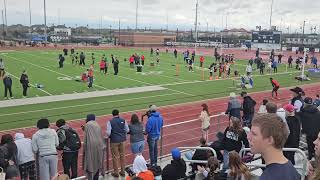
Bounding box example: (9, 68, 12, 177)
(88, 77, 93, 87)
(147, 136, 159, 166)
(131, 140, 145, 154)
(243, 113, 254, 128)
(223, 150, 229, 170)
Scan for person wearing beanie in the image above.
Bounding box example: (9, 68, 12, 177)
(162, 148, 186, 180)
(283, 104, 301, 165)
(145, 105, 163, 166)
(15, 133, 36, 180)
(300, 97, 320, 160)
(106, 109, 129, 177)
(83, 114, 105, 180)
(56, 119, 81, 178)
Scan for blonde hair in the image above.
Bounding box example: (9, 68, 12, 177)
(229, 151, 251, 180)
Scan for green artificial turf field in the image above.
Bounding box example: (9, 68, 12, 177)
(0, 48, 318, 130)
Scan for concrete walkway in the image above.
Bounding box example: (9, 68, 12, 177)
(0, 85, 166, 108)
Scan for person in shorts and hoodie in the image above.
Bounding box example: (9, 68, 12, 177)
(199, 103, 210, 141)
(248, 114, 300, 180)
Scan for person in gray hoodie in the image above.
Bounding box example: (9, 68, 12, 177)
(31, 118, 59, 180)
(14, 133, 36, 180)
(225, 92, 241, 120)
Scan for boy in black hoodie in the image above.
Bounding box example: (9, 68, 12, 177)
(241, 92, 256, 128)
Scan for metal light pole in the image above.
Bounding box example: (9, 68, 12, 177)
(135, 0, 138, 30)
(3, 0, 7, 35)
(118, 19, 121, 45)
(1, 10, 5, 40)
(194, 0, 199, 55)
(269, 0, 274, 30)
(43, 0, 47, 45)
(29, 0, 32, 43)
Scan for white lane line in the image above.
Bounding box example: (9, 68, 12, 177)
(0, 92, 180, 117)
(167, 88, 194, 96)
(6, 53, 108, 90)
(6, 72, 53, 96)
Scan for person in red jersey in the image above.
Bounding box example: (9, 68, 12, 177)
(270, 77, 280, 99)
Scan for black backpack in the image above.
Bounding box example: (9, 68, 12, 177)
(59, 128, 81, 151)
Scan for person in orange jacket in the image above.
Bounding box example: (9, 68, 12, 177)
(99, 59, 106, 73)
(199, 56, 205, 67)
(88, 68, 94, 88)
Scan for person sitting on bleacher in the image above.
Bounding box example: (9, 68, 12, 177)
(226, 151, 251, 180)
(162, 148, 186, 180)
(187, 137, 209, 172)
(125, 155, 154, 180)
(196, 156, 225, 180)
(248, 114, 300, 180)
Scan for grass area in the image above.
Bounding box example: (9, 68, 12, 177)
(0, 48, 319, 130)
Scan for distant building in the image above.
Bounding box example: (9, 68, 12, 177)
(283, 34, 320, 47)
(221, 28, 251, 37)
(50, 28, 72, 42)
(116, 31, 176, 46)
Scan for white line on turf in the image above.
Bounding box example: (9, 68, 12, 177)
(0, 92, 180, 117)
(4, 53, 108, 90)
(160, 70, 301, 87)
(6, 72, 53, 96)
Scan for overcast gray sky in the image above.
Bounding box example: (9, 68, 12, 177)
(2, 0, 320, 33)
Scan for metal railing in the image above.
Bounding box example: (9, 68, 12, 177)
(239, 148, 308, 180)
(178, 146, 217, 164)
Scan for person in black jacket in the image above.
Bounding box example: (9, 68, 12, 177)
(20, 70, 29, 97)
(190, 138, 209, 172)
(283, 104, 301, 165)
(0, 134, 19, 179)
(221, 117, 249, 170)
(113, 57, 119, 75)
(241, 92, 256, 128)
(79, 52, 85, 66)
(3, 73, 13, 99)
(58, 54, 65, 68)
(300, 97, 320, 160)
(162, 148, 186, 180)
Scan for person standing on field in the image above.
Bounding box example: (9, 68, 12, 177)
(20, 70, 30, 97)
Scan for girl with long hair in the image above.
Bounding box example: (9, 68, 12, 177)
(199, 103, 210, 141)
(228, 151, 251, 180)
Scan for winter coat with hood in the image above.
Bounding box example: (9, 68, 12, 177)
(242, 96, 256, 115)
(162, 158, 186, 180)
(14, 133, 35, 165)
(145, 112, 163, 139)
(31, 128, 59, 156)
(300, 105, 320, 137)
(225, 97, 241, 119)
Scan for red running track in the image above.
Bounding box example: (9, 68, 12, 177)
(0, 83, 319, 177)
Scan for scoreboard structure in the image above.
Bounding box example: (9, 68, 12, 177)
(251, 31, 282, 44)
